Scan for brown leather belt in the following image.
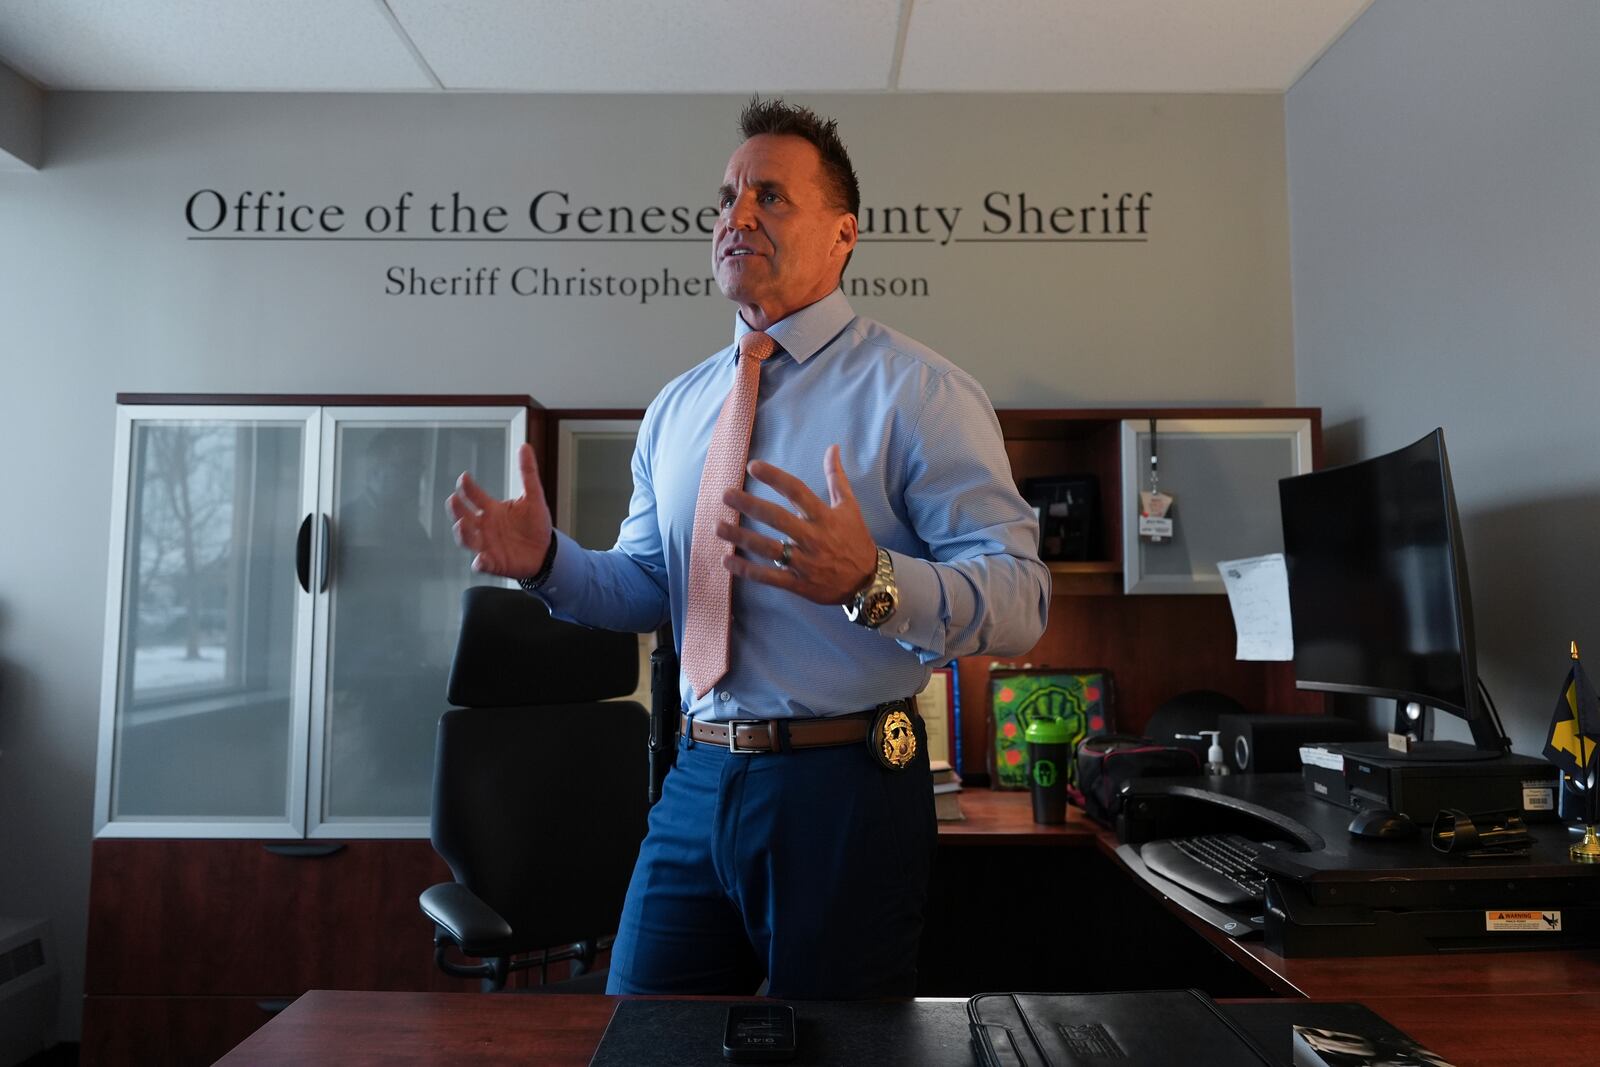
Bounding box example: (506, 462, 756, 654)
(681, 709, 887, 753)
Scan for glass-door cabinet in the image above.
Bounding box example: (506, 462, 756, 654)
(94, 399, 530, 838)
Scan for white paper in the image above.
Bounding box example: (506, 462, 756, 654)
(1298, 745, 1344, 771)
(1217, 553, 1294, 661)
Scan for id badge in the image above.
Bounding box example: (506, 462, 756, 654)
(1138, 490, 1175, 542)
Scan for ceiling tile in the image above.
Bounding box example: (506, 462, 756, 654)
(0, 0, 1374, 95)
(389, 0, 903, 92)
(899, 0, 1373, 92)
(0, 0, 434, 90)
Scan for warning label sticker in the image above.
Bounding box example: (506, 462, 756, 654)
(1485, 910, 1561, 932)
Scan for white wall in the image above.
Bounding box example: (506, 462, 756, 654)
(1288, 0, 1600, 749)
(0, 89, 1294, 1037)
(0, 59, 43, 169)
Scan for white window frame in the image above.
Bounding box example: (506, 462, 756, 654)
(305, 406, 524, 840)
(94, 405, 321, 839)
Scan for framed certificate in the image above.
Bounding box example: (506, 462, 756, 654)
(917, 666, 957, 769)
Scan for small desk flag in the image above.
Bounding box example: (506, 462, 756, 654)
(1543, 654, 1600, 777)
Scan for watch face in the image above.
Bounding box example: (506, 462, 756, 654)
(864, 591, 895, 626)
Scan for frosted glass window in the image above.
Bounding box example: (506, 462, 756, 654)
(1121, 419, 1312, 595)
(319, 421, 506, 821)
(556, 421, 654, 708)
(572, 436, 638, 549)
(111, 421, 304, 819)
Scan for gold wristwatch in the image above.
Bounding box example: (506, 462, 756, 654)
(844, 547, 899, 629)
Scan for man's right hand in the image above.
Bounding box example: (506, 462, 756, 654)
(446, 442, 553, 579)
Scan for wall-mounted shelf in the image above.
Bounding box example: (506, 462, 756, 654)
(1045, 560, 1122, 597)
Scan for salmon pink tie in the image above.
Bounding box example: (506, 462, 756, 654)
(682, 331, 777, 699)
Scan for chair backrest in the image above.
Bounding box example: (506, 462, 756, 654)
(432, 587, 650, 953)
(446, 585, 640, 708)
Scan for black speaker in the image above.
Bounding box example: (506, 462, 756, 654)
(1022, 475, 1098, 561)
(1145, 690, 1246, 764)
(1218, 713, 1369, 773)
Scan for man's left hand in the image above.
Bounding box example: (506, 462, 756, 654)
(718, 444, 877, 605)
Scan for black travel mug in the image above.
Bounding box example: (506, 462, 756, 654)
(1025, 718, 1073, 824)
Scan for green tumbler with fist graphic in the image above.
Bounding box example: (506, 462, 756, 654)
(1024, 718, 1073, 824)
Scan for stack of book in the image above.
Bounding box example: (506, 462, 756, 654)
(931, 760, 964, 821)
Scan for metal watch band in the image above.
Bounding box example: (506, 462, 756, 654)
(845, 546, 898, 628)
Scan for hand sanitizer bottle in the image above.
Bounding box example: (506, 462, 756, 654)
(1200, 731, 1231, 776)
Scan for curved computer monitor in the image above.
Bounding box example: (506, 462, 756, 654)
(1278, 428, 1506, 755)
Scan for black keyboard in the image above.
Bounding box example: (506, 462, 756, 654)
(1139, 833, 1278, 907)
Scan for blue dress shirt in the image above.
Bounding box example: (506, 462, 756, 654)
(534, 288, 1050, 721)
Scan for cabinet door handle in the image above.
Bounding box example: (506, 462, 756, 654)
(319, 513, 332, 592)
(262, 842, 345, 858)
(295, 514, 312, 593)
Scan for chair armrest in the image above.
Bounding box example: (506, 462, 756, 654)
(419, 882, 514, 955)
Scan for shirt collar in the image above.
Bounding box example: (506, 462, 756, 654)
(731, 288, 855, 366)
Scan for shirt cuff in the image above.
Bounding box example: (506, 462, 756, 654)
(882, 549, 947, 662)
(527, 528, 586, 605)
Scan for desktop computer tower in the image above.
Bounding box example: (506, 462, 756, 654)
(1334, 743, 1558, 822)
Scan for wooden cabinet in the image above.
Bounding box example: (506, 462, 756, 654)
(79, 996, 282, 1067)
(95, 396, 536, 840)
(81, 839, 480, 1064)
(83, 395, 543, 1066)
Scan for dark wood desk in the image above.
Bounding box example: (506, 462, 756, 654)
(208, 791, 1600, 1066)
(219, 988, 1600, 1066)
(956, 789, 1600, 1001)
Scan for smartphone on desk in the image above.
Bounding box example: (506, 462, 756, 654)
(723, 1003, 797, 1062)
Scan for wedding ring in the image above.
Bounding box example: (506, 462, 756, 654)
(777, 540, 793, 568)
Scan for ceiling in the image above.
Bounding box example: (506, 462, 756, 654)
(0, 0, 1374, 95)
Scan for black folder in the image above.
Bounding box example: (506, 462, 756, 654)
(968, 989, 1278, 1067)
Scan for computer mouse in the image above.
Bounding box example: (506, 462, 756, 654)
(1348, 807, 1419, 840)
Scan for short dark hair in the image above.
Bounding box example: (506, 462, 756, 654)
(738, 97, 860, 217)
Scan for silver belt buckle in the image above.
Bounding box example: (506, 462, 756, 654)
(725, 719, 765, 754)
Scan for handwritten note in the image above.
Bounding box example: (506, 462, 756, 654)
(1217, 553, 1294, 661)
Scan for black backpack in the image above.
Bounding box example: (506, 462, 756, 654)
(1069, 734, 1201, 828)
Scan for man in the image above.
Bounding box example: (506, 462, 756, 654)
(447, 99, 1049, 998)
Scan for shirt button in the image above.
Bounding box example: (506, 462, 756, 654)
(719, 691, 731, 702)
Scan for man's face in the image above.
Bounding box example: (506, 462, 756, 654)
(713, 134, 857, 330)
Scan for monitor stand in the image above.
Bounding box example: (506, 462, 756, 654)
(1384, 697, 1512, 762)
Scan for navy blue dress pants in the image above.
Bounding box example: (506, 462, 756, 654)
(606, 714, 936, 998)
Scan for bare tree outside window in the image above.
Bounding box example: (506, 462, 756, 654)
(132, 424, 236, 695)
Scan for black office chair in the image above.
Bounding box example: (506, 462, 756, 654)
(419, 586, 650, 992)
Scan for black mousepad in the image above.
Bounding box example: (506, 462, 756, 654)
(588, 999, 975, 1067)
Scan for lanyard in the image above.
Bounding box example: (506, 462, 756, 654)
(1148, 418, 1160, 496)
